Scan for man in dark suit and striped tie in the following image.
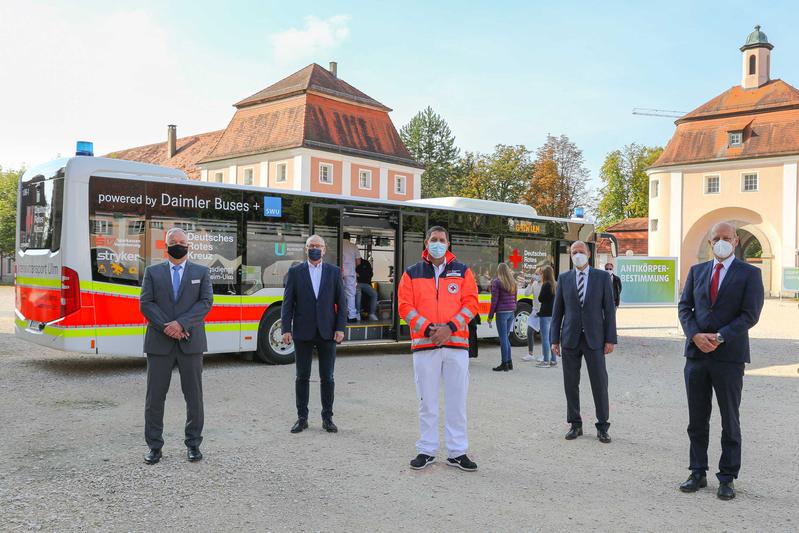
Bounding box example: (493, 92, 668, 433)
(551, 241, 618, 443)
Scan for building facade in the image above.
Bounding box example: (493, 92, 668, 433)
(648, 27, 799, 296)
(110, 63, 423, 200)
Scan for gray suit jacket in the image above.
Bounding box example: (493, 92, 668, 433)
(140, 261, 214, 355)
(551, 267, 618, 351)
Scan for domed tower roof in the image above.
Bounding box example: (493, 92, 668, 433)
(740, 25, 774, 51)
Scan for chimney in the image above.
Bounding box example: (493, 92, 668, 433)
(167, 124, 177, 158)
(329, 61, 337, 78)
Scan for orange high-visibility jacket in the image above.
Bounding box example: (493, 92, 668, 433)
(398, 249, 479, 352)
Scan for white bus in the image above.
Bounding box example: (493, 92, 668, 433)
(15, 154, 603, 364)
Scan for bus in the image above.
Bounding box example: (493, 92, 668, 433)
(15, 155, 603, 364)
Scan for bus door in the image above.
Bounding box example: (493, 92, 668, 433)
(397, 211, 428, 341)
(341, 206, 399, 342)
(556, 240, 573, 276)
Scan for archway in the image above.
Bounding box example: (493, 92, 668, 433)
(683, 207, 779, 295)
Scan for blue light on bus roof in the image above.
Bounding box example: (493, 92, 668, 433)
(574, 207, 585, 218)
(76, 141, 94, 157)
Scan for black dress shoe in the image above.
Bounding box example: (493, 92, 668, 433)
(507, 361, 513, 370)
(679, 472, 708, 493)
(597, 430, 611, 443)
(492, 362, 509, 371)
(187, 446, 203, 462)
(144, 448, 162, 465)
(717, 481, 736, 500)
(291, 418, 309, 433)
(565, 426, 583, 440)
(322, 418, 338, 433)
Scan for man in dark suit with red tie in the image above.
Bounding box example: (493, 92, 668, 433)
(678, 221, 764, 500)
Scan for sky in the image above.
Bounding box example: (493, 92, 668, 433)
(2, 0, 798, 194)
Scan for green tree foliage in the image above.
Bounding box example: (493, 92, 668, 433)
(595, 144, 663, 230)
(0, 167, 21, 254)
(525, 135, 590, 218)
(459, 145, 533, 203)
(400, 106, 460, 198)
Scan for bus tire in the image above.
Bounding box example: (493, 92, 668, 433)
(509, 302, 532, 347)
(255, 306, 295, 365)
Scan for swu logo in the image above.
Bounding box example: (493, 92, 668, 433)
(263, 196, 282, 217)
(275, 243, 286, 256)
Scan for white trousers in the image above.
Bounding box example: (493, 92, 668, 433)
(413, 347, 469, 458)
(343, 275, 357, 318)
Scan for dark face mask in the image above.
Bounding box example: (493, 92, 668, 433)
(168, 244, 188, 259)
(308, 248, 322, 261)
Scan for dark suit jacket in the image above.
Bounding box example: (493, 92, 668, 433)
(678, 258, 764, 363)
(140, 261, 214, 355)
(610, 273, 622, 307)
(282, 261, 346, 341)
(551, 267, 618, 351)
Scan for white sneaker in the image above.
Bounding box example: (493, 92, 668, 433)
(521, 355, 535, 362)
(536, 356, 545, 362)
(368, 314, 379, 321)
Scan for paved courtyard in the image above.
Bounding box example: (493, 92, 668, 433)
(1, 287, 797, 531)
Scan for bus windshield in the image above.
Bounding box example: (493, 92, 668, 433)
(18, 169, 64, 252)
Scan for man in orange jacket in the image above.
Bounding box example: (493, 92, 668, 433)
(398, 226, 479, 472)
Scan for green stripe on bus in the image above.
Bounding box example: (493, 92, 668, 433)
(16, 276, 60, 288)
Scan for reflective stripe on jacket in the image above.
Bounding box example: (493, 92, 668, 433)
(398, 249, 479, 352)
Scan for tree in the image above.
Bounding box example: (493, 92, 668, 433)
(457, 145, 533, 203)
(595, 144, 663, 229)
(400, 106, 460, 198)
(524, 134, 590, 218)
(0, 167, 20, 254)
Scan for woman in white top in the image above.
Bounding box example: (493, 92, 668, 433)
(519, 267, 543, 362)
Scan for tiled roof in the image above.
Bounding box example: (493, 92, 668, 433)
(200, 92, 421, 167)
(652, 79, 799, 168)
(604, 217, 648, 232)
(234, 63, 389, 111)
(106, 130, 223, 180)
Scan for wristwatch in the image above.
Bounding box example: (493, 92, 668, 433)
(715, 333, 725, 344)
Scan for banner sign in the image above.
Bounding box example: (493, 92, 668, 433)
(783, 267, 799, 292)
(616, 256, 678, 307)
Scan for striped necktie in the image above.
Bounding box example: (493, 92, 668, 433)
(577, 271, 586, 306)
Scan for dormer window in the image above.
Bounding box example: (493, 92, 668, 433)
(728, 131, 743, 147)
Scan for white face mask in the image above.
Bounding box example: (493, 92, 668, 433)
(712, 239, 734, 260)
(572, 253, 589, 268)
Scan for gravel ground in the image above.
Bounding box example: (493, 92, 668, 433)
(1, 287, 797, 532)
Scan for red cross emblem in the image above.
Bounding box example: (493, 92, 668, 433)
(508, 248, 522, 269)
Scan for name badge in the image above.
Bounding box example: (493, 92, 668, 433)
(191, 279, 201, 284)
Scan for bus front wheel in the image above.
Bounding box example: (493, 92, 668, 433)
(509, 302, 532, 347)
(256, 306, 295, 365)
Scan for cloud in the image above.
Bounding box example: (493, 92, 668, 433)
(270, 15, 351, 65)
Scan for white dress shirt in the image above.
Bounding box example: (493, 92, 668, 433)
(433, 260, 447, 289)
(711, 254, 735, 290)
(308, 260, 323, 298)
(341, 240, 361, 276)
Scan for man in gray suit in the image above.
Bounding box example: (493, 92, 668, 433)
(139, 227, 213, 464)
(551, 241, 617, 443)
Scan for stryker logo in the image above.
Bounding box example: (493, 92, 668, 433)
(263, 196, 282, 217)
(97, 249, 139, 262)
(275, 243, 286, 256)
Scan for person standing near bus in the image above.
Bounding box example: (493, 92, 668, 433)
(551, 241, 617, 444)
(520, 267, 543, 362)
(605, 262, 622, 307)
(282, 235, 346, 434)
(139, 227, 213, 465)
(488, 263, 518, 372)
(341, 232, 361, 323)
(536, 265, 557, 368)
(398, 226, 480, 472)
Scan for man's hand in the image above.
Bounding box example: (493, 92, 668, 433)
(429, 325, 452, 346)
(604, 343, 615, 355)
(282, 332, 293, 345)
(551, 343, 561, 357)
(692, 333, 719, 353)
(164, 321, 185, 340)
(334, 331, 344, 344)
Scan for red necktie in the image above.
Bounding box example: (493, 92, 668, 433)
(710, 263, 723, 304)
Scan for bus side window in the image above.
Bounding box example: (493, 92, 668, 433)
(450, 233, 499, 293)
(242, 221, 310, 294)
